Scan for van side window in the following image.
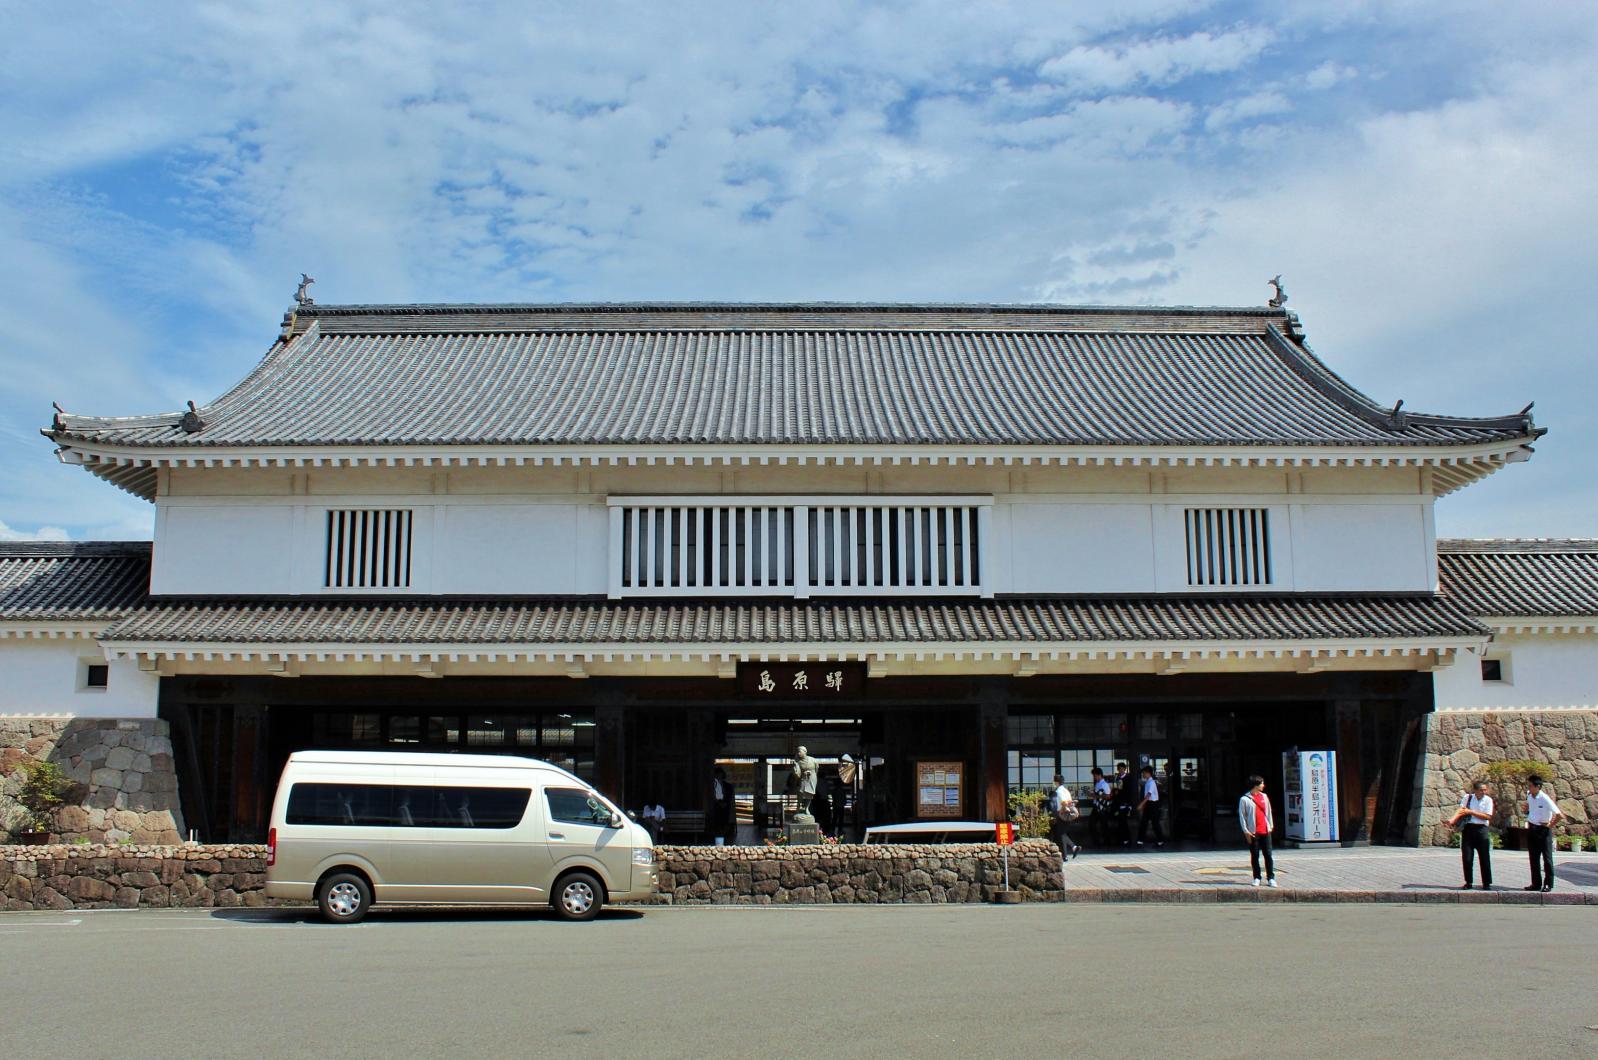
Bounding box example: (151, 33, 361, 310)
(546, 787, 612, 826)
(287, 783, 530, 829)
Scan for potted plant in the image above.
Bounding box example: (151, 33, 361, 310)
(9, 761, 70, 844)
(1473, 760, 1547, 851)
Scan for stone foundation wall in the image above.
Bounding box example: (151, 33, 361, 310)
(1, 841, 1064, 910)
(1, 844, 267, 910)
(652, 841, 1064, 904)
(1416, 710, 1598, 846)
(0, 718, 185, 844)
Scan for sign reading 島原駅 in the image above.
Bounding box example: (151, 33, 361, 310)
(736, 662, 866, 699)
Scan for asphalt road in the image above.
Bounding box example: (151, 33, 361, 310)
(4, 904, 1596, 1058)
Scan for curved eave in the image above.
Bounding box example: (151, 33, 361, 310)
(49, 436, 1540, 503)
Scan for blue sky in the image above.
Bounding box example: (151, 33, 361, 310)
(2, 1, 1593, 540)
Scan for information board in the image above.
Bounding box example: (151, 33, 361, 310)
(916, 760, 963, 819)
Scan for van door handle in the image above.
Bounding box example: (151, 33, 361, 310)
(548, 833, 565, 840)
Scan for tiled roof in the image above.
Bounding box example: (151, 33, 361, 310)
(0, 542, 151, 622)
(1438, 539, 1598, 618)
(99, 594, 1486, 646)
(46, 303, 1537, 451)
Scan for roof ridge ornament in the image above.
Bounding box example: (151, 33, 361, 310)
(51, 401, 66, 431)
(179, 400, 208, 434)
(294, 273, 315, 306)
(1267, 275, 1288, 308)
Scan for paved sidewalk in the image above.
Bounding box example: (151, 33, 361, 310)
(1059, 845, 1598, 903)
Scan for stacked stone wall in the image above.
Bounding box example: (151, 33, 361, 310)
(1, 841, 1063, 910)
(0, 718, 185, 844)
(652, 841, 1064, 904)
(1416, 710, 1598, 846)
(2, 844, 268, 910)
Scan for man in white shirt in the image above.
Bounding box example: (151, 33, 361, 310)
(1089, 767, 1114, 847)
(1136, 765, 1165, 847)
(1049, 774, 1079, 861)
(1523, 775, 1564, 892)
(1447, 780, 1494, 890)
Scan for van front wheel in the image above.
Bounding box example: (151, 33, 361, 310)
(553, 871, 603, 922)
(317, 872, 372, 924)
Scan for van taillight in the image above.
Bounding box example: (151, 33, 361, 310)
(267, 827, 277, 867)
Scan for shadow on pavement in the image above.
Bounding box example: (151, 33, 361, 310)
(208, 907, 645, 926)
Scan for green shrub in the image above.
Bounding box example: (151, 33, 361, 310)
(1446, 831, 1461, 848)
(1470, 760, 1548, 827)
(14, 761, 70, 833)
(1006, 790, 1052, 839)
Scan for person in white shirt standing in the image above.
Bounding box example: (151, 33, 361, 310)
(1446, 780, 1494, 890)
(1523, 775, 1564, 892)
(1136, 765, 1164, 847)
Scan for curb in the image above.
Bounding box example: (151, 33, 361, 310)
(1062, 887, 1597, 905)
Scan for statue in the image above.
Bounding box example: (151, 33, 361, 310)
(1267, 274, 1288, 308)
(295, 273, 316, 306)
(791, 746, 819, 823)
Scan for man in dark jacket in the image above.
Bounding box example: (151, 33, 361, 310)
(1113, 761, 1137, 846)
(711, 767, 735, 846)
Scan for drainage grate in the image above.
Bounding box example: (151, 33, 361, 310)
(1104, 865, 1151, 874)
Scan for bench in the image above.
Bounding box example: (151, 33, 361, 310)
(659, 810, 707, 842)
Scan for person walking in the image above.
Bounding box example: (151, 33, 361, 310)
(1113, 761, 1136, 846)
(1136, 765, 1165, 847)
(1522, 775, 1564, 892)
(1048, 774, 1080, 860)
(1447, 780, 1494, 890)
(1237, 776, 1277, 887)
(1089, 766, 1114, 847)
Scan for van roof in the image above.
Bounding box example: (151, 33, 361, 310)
(285, 750, 582, 782)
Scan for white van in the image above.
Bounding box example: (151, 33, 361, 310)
(264, 751, 657, 923)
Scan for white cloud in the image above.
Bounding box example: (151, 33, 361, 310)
(0, 1, 1594, 538)
(0, 519, 70, 542)
(1039, 27, 1274, 91)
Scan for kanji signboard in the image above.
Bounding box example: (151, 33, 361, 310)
(995, 821, 1015, 846)
(737, 662, 865, 699)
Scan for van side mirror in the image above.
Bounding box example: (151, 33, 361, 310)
(609, 811, 625, 829)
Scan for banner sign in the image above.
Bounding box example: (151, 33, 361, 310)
(737, 662, 866, 699)
(1282, 748, 1339, 843)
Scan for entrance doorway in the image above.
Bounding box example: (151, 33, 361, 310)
(717, 715, 867, 841)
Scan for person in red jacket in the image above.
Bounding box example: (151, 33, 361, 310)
(1238, 776, 1277, 887)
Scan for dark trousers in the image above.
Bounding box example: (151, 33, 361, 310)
(1527, 824, 1555, 889)
(1090, 807, 1113, 846)
(1050, 819, 1075, 858)
(1137, 803, 1164, 843)
(1460, 824, 1492, 886)
(1114, 807, 1133, 845)
(1248, 832, 1275, 880)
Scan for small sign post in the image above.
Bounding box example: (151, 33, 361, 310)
(995, 821, 1015, 891)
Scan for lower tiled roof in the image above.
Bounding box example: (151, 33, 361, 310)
(0, 542, 152, 621)
(1438, 539, 1598, 618)
(99, 595, 1486, 646)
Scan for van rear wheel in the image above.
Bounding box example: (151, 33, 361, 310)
(552, 871, 603, 922)
(317, 872, 372, 924)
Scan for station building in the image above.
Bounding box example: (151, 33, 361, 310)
(6, 300, 1588, 846)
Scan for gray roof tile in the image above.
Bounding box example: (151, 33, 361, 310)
(0, 542, 152, 621)
(1438, 539, 1598, 618)
(47, 303, 1537, 450)
(99, 594, 1486, 646)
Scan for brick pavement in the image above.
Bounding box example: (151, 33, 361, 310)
(1057, 845, 1598, 904)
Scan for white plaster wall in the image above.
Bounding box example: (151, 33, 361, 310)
(0, 638, 159, 719)
(153, 504, 295, 595)
(1291, 503, 1432, 591)
(1433, 633, 1598, 711)
(150, 476, 1436, 597)
(1003, 503, 1155, 593)
(440, 502, 607, 594)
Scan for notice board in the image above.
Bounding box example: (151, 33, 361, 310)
(916, 760, 963, 819)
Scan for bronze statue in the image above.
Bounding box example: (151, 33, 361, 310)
(791, 746, 819, 823)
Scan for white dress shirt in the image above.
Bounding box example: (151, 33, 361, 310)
(1526, 790, 1560, 826)
(1459, 793, 1493, 824)
(1142, 778, 1159, 803)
